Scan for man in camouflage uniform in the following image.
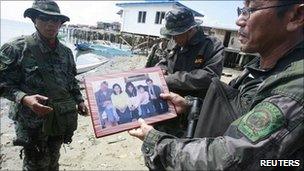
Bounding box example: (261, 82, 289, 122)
(145, 35, 173, 68)
(158, 7, 224, 98)
(0, 0, 88, 170)
(129, 0, 304, 170)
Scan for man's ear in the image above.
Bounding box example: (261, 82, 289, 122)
(286, 4, 304, 31)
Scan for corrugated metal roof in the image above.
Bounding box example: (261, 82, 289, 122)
(116, 1, 204, 17)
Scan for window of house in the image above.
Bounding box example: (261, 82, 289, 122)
(155, 11, 166, 24)
(138, 11, 147, 23)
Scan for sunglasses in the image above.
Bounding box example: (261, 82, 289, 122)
(37, 15, 62, 23)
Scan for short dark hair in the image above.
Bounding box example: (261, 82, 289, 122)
(100, 81, 108, 86)
(112, 83, 122, 95)
(276, 0, 303, 18)
(125, 82, 137, 97)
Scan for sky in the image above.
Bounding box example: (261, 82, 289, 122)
(1, 0, 244, 29)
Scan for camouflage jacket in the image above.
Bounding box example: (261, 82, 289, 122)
(145, 41, 170, 68)
(142, 41, 304, 170)
(0, 32, 83, 128)
(158, 26, 224, 98)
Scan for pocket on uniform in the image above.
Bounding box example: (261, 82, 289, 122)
(24, 65, 41, 86)
(53, 58, 69, 73)
(52, 98, 77, 115)
(53, 60, 70, 85)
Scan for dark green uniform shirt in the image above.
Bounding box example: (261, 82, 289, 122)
(0, 32, 83, 128)
(142, 41, 304, 170)
(158, 26, 224, 97)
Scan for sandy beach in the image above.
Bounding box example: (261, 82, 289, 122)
(0, 55, 242, 170)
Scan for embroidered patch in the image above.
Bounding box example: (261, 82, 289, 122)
(238, 102, 284, 143)
(195, 55, 204, 64)
(195, 59, 203, 64)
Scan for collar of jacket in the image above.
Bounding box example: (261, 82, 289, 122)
(33, 31, 62, 54)
(188, 27, 206, 46)
(245, 40, 304, 79)
(179, 27, 206, 53)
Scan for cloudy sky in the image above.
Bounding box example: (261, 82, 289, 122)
(1, 1, 244, 29)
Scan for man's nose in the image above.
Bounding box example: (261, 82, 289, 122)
(236, 15, 246, 27)
(46, 20, 60, 27)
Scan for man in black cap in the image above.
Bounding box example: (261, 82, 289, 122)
(158, 7, 224, 98)
(0, 0, 88, 170)
(154, 7, 224, 137)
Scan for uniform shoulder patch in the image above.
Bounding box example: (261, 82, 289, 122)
(195, 55, 204, 64)
(238, 102, 285, 143)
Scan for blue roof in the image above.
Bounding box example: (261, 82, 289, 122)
(116, 1, 204, 17)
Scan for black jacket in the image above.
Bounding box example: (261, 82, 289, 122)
(158, 26, 224, 97)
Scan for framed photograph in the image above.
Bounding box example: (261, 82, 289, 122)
(84, 67, 177, 138)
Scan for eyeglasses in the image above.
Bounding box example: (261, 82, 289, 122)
(37, 15, 62, 23)
(237, 3, 302, 20)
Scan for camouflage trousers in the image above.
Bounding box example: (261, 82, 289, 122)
(15, 122, 63, 171)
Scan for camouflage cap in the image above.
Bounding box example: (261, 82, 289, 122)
(24, 0, 70, 23)
(160, 7, 198, 36)
(159, 29, 171, 39)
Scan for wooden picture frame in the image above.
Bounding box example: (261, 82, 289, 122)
(84, 67, 177, 138)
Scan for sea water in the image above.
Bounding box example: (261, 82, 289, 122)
(1, 19, 36, 45)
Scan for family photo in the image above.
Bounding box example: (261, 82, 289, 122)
(1, 0, 302, 170)
(85, 67, 176, 137)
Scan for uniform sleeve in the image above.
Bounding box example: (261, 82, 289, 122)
(156, 39, 177, 70)
(0, 43, 27, 103)
(142, 95, 304, 170)
(165, 38, 224, 91)
(156, 50, 171, 72)
(145, 44, 158, 68)
(0, 72, 7, 96)
(66, 48, 84, 104)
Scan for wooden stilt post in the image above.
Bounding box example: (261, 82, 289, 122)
(119, 33, 122, 49)
(147, 35, 150, 56)
(119, 35, 132, 48)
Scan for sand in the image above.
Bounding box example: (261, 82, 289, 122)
(0, 55, 242, 170)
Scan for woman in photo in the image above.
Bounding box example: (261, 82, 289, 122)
(137, 85, 155, 118)
(125, 82, 140, 120)
(111, 83, 132, 124)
